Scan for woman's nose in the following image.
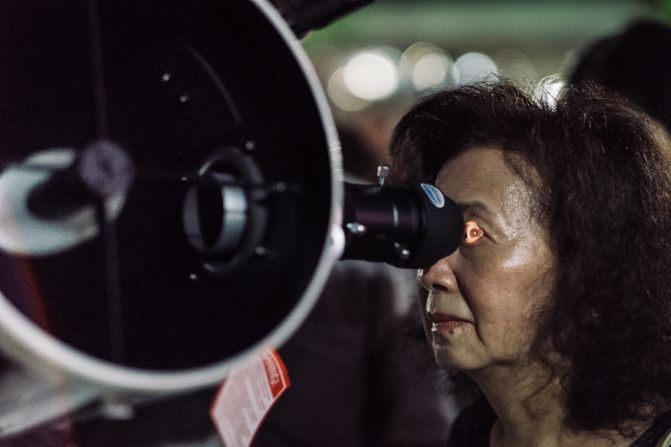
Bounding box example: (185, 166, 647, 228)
(418, 256, 458, 293)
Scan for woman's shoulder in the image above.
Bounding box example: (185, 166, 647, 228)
(446, 396, 496, 447)
(446, 402, 671, 447)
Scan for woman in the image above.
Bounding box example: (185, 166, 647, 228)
(389, 81, 671, 446)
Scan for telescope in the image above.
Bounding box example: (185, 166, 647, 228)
(0, 0, 463, 435)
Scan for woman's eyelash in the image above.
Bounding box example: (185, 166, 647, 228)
(464, 220, 485, 245)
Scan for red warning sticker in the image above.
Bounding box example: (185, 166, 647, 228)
(210, 348, 290, 447)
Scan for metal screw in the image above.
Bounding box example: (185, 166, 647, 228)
(179, 94, 189, 103)
(161, 72, 172, 82)
(101, 399, 134, 420)
(255, 246, 267, 256)
(377, 165, 391, 186)
(245, 141, 256, 151)
(346, 222, 367, 236)
(394, 242, 411, 260)
(189, 273, 198, 281)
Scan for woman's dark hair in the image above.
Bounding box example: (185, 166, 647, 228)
(389, 81, 671, 435)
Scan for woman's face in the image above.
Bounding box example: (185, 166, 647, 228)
(419, 146, 554, 374)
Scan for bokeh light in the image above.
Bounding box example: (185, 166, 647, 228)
(343, 50, 400, 101)
(452, 52, 499, 85)
(401, 42, 453, 91)
(413, 53, 451, 90)
(532, 76, 565, 108)
(327, 66, 371, 112)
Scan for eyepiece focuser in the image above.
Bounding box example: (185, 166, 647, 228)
(341, 167, 464, 269)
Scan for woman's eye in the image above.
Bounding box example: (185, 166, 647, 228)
(463, 220, 485, 245)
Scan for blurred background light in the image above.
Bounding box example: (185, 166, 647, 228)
(533, 77, 565, 108)
(412, 52, 450, 90)
(494, 49, 539, 84)
(400, 42, 453, 91)
(327, 66, 372, 112)
(343, 50, 400, 100)
(301, 0, 653, 167)
(452, 51, 498, 85)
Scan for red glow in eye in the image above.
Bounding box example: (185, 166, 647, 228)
(464, 221, 484, 245)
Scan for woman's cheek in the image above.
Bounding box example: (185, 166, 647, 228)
(458, 244, 491, 267)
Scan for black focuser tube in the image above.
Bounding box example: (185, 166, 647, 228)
(341, 182, 464, 268)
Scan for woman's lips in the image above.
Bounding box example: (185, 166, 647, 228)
(429, 312, 470, 332)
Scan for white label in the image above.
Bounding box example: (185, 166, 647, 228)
(420, 183, 445, 208)
(210, 348, 290, 447)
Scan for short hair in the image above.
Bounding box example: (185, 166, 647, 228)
(569, 19, 671, 130)
(389, 81, 671, 434)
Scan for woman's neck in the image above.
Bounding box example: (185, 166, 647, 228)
(469, 363, 637, 447)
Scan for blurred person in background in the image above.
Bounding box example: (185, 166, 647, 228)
(390, 80, 671, 446)
(568, 19, 671, 132)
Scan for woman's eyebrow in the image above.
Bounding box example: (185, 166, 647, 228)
(457, 200, 493, 217)
(458, 200, 507, 231)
